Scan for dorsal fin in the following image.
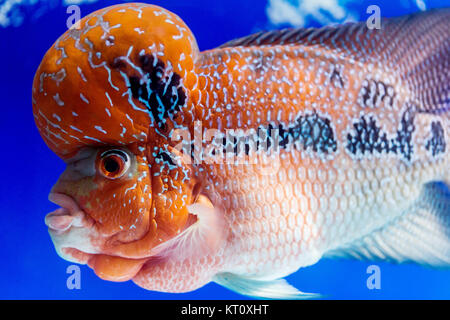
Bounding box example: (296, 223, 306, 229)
(218, 26, 324, 48)
(219, 9, 450, 114)
(219, 9, 449, 50)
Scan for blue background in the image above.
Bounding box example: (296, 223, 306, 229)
(0, 0, 449, 299)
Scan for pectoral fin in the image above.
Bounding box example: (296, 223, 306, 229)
(152, 195, 226, 261)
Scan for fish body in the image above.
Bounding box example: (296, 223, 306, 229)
(32, 3, 449, 298)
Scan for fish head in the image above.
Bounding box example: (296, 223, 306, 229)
(32, 3, 203, 282)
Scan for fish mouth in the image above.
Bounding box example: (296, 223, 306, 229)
(45, 193, 99, 264)
(45, 192, 149, 282)
(46, 193, 93, 233)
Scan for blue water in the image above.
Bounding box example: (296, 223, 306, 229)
(0, 0, 448, 299)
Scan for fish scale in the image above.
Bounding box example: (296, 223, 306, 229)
(133, 154, 445, 293)
(148, 11, 449, 290)
(32, 4, 449, 298)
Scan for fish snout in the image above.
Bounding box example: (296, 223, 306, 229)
(46, 193, 92, 233)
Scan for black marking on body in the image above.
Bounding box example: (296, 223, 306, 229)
(358, 79, 395, 109)
(112, 54, 186, 128)
(346, 106, 416, 161)
(203, 112, 338, 159)
(283, 113, 338, 153)
(346, 116, 389, 155)
(425, 121, 446, 156)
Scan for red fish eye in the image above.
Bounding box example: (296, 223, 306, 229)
(98, 149, 130, 179)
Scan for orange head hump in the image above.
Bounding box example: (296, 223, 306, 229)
(32, 3, 199, 158)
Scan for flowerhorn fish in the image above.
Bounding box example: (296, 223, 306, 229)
(32, 3, 449, 298)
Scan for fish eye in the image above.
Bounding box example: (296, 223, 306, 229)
(97, 149, 130, 179)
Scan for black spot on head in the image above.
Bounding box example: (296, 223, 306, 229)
(113, 54, 186, 129)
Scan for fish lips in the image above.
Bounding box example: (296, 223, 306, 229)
(45, 193, 150, 281)
(45, 193, 98, 263)
(46, 193, 93, 232)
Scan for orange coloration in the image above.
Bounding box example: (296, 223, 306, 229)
(33, 3, 199, 159)
(88, 254, 147, 282)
